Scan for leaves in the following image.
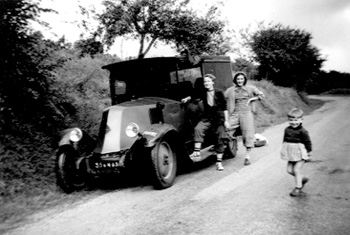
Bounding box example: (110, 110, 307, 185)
(0, 0, 57, 131)
(96, 0, 229, 58)
(246, 23, 325, 89)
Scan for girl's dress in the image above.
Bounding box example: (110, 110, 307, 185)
(281, 125, 312, 161)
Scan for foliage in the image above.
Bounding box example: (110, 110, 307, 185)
(242, 23, 325, 90)
(306, 70, 350, 94)
(231, 58, 259, 80)
(52, 54, 119, 136)
(0, 0, 57, 132)
(74, 37, 104, 58)
(96, 0, 227, 58)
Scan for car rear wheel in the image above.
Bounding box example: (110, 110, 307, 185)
(224, 138, 238, 159)
(150, 136, 177, 189)
(56, 151, 86, 193)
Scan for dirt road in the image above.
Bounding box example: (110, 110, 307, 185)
(7, 96, 350, 235)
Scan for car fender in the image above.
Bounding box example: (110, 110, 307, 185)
(141, 123, 178, 148)
(57, 128, 96, 154)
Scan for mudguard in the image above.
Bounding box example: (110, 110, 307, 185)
(141, 123, 178, 148)
(57, 128, 96, 154)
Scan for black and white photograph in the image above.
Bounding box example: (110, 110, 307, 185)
(1, 0, 349, 234)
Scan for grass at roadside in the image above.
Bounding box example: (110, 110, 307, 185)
(0, 81, 326, 234)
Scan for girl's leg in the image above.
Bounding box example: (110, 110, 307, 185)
(287, 161, 295, 176)
(293, 160, 306, 188)
(290, 160, 307, 197)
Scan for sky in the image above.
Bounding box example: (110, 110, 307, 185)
(37, 0, 350, 73)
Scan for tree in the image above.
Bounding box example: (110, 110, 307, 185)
(247, 23, 325, 90)
(0, 0, 56, 131)
(96, 0, 227, 58)
(231, 58, 258, 80)
(74, 37, 104, 58)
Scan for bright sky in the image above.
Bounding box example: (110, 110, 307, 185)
(37, 0, 350, 73)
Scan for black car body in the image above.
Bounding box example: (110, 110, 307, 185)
(55, 55, 237, 193)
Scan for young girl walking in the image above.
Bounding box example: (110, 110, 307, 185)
(281, 108, 312, 197)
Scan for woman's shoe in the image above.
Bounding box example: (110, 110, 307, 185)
(244, 158, 251, 166)
(216, 162, 224, 171)
(190, 151, 201, 161)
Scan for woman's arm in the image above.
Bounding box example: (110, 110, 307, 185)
(247, 86, 264, 105)
(181, 96, 191, 103)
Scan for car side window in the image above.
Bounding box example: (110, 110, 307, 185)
(114, 81, 126, 95)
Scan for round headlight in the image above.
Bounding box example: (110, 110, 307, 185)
(69, 128, 83, 142)
(126, 122, 139, 138)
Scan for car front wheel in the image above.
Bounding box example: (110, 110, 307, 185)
(56, 150, 86, 193)
(150, 135, 177, 189)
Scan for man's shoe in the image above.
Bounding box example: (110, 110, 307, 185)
(301, 177, 309, 189)
(216, 162, 224, 171)
(244, 158, 251, 166)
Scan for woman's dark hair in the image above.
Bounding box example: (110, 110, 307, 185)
(233, 71, 247, 86)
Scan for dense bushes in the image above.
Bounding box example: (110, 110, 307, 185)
(0, 53, 119, 200)
(52, 54, 119, 136)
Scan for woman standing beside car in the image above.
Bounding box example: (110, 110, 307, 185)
(225, 71, 264, 166)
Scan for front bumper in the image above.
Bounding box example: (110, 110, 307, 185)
(85, 149, 129, 175)
(85, 136, 147, 175)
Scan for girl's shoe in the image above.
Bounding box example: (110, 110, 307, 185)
(290, 188, 305, 197)
(216, 162, 224, 171)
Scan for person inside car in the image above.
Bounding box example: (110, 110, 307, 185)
(182, 74, 229, 171)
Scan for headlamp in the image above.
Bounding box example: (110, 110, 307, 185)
(125, 122, 139, 138)
(69, 128, 83, 142)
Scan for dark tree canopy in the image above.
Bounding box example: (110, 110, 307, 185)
(0, 0, 55, 131)
(74, 37, 104, 58)
(248, 23, 325, 89)
(96, 0, 227, 58)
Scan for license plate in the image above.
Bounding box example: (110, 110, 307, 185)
(94, 162, 119, 169)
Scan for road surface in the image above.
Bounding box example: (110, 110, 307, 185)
(7, 96, 350, 235)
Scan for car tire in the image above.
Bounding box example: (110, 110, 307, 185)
(224, 138, 238, 159)
(150, 135, 177, 189)
(56, 150, 86, 193)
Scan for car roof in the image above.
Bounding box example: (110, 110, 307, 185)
(102, 56, 231, 74)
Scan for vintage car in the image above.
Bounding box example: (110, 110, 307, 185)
(55, 55, 238, 193)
